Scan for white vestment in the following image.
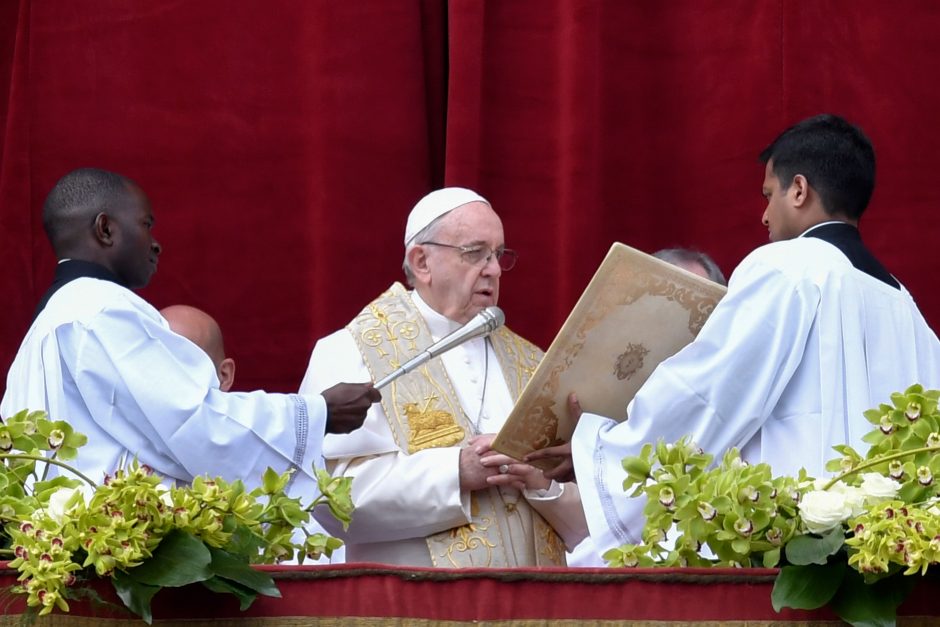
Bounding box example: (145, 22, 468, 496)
(299, 291, 587, 566)
(573, 237, 940, 556)
(1, 277, 327, 500)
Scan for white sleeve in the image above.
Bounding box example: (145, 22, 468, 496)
(315, 447, 470, 543)
(298, 329, 370, 395)
(573, 257, 820, 554)
(302, 329, 470, 541)
(56, 304, 327, 494)
(524, 482, 590, 551)
(301, 329, 401, 458)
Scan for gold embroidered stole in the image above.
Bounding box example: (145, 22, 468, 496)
(347, 283, 565, 567)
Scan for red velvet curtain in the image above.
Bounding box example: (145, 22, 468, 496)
(3, 0, 940, 395)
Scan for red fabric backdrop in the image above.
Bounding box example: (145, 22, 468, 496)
(2, 0, 939, 395)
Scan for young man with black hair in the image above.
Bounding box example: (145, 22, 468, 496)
(530, 114, 940, 557)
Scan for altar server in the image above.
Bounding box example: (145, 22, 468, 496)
(2, 168, 380, 497)
(530, 114, 940, 556)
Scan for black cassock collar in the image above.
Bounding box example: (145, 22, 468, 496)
(33, 260, 126, 321)
(800, 222, 899, 290)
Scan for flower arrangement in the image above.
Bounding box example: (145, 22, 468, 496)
(603, 384, 940, 626)
(0, 408, 352, 623)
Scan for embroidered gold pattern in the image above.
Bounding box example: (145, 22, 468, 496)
(404, 395, 466, 453)
(349, 283, 564, 567)
(538, 519, 565, 565)
(359, 304, 421, 359)
(445, 519, 497, 567)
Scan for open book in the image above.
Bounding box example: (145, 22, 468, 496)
(492, 243, 726, 465)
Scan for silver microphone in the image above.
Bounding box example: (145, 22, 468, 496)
(374, 306, 505, 390)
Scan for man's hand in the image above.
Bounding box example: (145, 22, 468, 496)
(523, 393, 581, 483)
(321, 382, 381, 434)
(459, 435, 499, 492)
(480, 452, 551, 492)
(524, 442, 574, 482)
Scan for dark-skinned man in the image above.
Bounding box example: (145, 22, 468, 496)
(2, 168, 380, 497)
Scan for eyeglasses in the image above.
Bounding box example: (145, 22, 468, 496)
(419, 241, 518, 271)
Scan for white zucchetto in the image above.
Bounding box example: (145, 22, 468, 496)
(404, 187, 489, 246)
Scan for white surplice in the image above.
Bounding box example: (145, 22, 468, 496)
(572, 237, 940, 556)
(299, 291, 588, 566)
(1, 277, 327, 499)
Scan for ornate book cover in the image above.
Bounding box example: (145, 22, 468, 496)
(492, 242, 726, 464)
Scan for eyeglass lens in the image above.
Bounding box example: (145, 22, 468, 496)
(463, 247, 517, 271)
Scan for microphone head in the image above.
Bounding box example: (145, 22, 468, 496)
(479, 306, 505, 333)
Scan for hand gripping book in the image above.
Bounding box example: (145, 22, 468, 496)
(492, 243, 726, 464)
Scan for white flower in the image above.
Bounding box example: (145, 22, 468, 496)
(812, 477, 835, 491)
(799, 489, 855, 534)
(859, 473, 899, 502)
(812, 479, 866, 516)
(46, 487, 87, 523)
(156, 484, 173, 507)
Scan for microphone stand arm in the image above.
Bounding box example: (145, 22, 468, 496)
(373, 306, 504, 390)
(374, 352, 432, 390)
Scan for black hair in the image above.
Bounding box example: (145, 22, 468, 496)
(42, 168, 134, 252)
(759, 114, 875, 220)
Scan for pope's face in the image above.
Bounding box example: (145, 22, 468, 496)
(419, 202, 503, 324)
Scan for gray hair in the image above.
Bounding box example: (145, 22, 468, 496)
(653, 248, 727, 286)
(402, 214, 448, 287)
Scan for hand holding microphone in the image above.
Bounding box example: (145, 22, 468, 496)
(374, 306, 505, 390)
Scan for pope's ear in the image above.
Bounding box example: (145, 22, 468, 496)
(408, 245, 431, 278)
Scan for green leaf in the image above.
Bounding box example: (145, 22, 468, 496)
(207, 546, 280, 598)
(226, 522, 265, 557)
(831, 444, 860, 458)
(731, 538, 751, 555)
(318, 470, 354, 528)
(276, 499, 308, 527)
(261, 467, 283, 494)
(762, 547, 781, 568)
(897, 482, 927, 503)
(202, 576, 259, 611)
(911, 418, 933, 442)
(622, 455, 651, 478)
(772, 562, 845, 611)
(829, 567, 914, 627)
(784, 527, 844, 565)
(112, 568, 160, 624)
(33, 475, 81, 500)
(128, 530, 212, 587)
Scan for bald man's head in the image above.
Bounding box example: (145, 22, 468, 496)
(161, 305, 235, 391)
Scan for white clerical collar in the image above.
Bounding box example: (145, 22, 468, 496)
(799, 221, 852, 237)
(411, 291, 462, 340)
